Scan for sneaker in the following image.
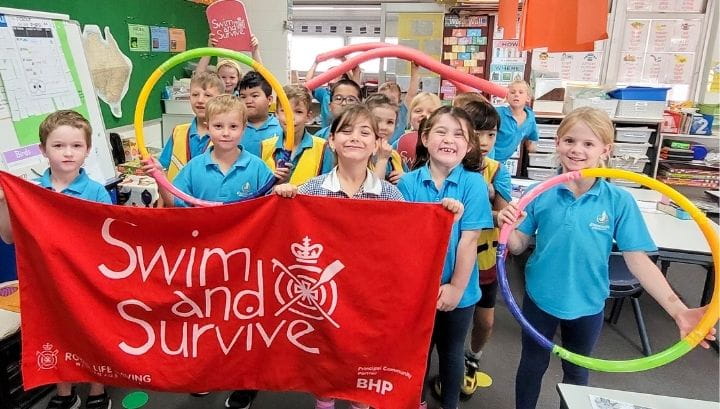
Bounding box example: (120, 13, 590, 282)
(46, 391, 81, 409)
(190, 392, 210, 397)
(85, 392, 112, 409)
(460, 355, 480, 397)
(224, 390, 257, 409)
(315, 398, 335, 409)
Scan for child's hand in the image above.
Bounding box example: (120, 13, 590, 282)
(250, 35, 259, 50)
(437, 283, 462, 311)
(273, 166, 291, 184)
(441, 198, 464, 222)
(208, 33, 218, 47)
(140, 157, 163, 176)
(377, 140, 393, 160)
(674, 306, 717, 349)
(387, 170, 402, 185)
(497, 202, 525, 228)
(273, 183, 297, 198)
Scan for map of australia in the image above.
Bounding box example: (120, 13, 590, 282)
(82, 25, 132, 118)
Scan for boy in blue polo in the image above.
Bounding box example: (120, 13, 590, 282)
(158, 72, 225, 181)
(261, 84, 334, 185)
(0, 110, 112, 409)
(315, 78, 362, 140)
(238, 71, 283, 157)
(498, 107, 713, 409)
(493, 80, 538, 163)
(147, 94, 273, 209)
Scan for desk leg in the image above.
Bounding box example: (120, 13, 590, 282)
(660, 260, 671, 276)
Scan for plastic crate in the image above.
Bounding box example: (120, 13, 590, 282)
(537, 124, 559, 139)
(614, 142, 652, 156)
(565, 98, 619, 117)
(609, 155, 649, 172)
(608, 86, 670, 101)
(615, 127, 653, 143)
(535, 138, 556, 153)
(615, 100, 666, 119)
(527, 166, 557, 181)
(528, 153, 556, 168)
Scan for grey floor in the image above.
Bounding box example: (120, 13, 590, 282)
(29, 257, 719, 409)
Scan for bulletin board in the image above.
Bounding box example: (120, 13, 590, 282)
(440, 14, 492, 101)
(0, 0, 210, 130)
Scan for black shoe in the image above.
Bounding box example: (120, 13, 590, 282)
(46, 390, 81, 409)
(85, 392, 112, 409)
(224, 390, 258, 409)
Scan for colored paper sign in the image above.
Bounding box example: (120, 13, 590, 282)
(150, 26, 170, 52)
(169, 28, 186, 52)
(128, 24, 150, 52)
(206, 0, 253, 52)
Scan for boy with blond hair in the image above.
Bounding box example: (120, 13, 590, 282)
(493, 79, 538, 163)
(0, 110, 112, 409)
(158, 71, 225, 180)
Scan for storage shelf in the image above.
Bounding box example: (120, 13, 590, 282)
(661, 133, 719, 140)
(537, 114, 664, 125)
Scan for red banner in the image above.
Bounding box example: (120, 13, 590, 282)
(0, 172, 452, 409)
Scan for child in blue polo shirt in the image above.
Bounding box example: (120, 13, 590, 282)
(0, 110, 112, 409)
(397, 106, 493, 409)
(493, 80, 538, 163)
(238, 71, 284, 157)
(158, 72, 225, 181)
(378, 62, 420, 145)
(498, 107, 715, 409)
(147, 94, 274, 209)
(306, 58, 362, 128)
(364, 94, 408, 184)
(261, 84, 334, 185)
(314, 79, 363, 140)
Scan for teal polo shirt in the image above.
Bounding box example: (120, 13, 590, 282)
(518, 179, 656, 319)
(159, 118, 209, 169)
(315, 125, 331, 140)
(243, 115, 283, 157)
(268, 130, 335, 176)
(37, 168, 111, 203)
(398, 164, 493, 308)
(493, 105, 539, 162)
(492, 163, 512, 202)
(172, 148, 274, 207)
(313, 87, 332, 128)
(390, 103, 409, 145)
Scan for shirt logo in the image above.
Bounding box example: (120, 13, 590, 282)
(237, 182, 251, 196)
(589, 210, 610, 231)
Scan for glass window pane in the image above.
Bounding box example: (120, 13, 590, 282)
(290, 35, 345, 72)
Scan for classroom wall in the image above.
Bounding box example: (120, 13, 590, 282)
(243, 0, 290, 84)
(0, 0, 210, 129)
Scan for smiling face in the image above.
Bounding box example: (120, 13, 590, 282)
(190, 84, 222, 121)
(329, 114, 378, 164)
(40, 125, 90, 175)
(330, 84, 361, 117)
(421, 113, 471, 169)
(208, 111, 245, 153)
(217, 65, 241, 93)
(371, 106, 397, 141)
(410, 99, 440, 131)
(277, 98, 311, 139)
(556, 120, 612, 172)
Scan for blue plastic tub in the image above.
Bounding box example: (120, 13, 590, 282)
(607, 86, 670, 101)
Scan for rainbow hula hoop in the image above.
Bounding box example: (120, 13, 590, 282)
(497, 168, 719, 372)
(134, 48, 294, 207)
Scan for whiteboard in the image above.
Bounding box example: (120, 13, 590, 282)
(0, 7, 116, 185)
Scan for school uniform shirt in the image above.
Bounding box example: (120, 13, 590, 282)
(315, 125, 331, 140)
(517, 179, 656, 320)
(261, 130, 335, 185)
(158, 118, 210, 169)
(37, 168, 112, 203)
(397, 164, 493, 308)
(172, 148, 274, 207)
(313, 87, 333, 128)
(243, 115, 283, 157)
(491, 159, 512, 202)
(389, 103, 409, 145)
(299, 167, 404, 201)
(493, 105, 539, 163)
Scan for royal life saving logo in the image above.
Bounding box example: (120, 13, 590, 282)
(589, 211, 610, 231)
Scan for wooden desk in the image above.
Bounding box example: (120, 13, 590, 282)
(557, 383, 718, 409)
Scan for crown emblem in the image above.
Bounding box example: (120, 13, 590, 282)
(42, 343, 54, 351)
(291, 236, 323, 264)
